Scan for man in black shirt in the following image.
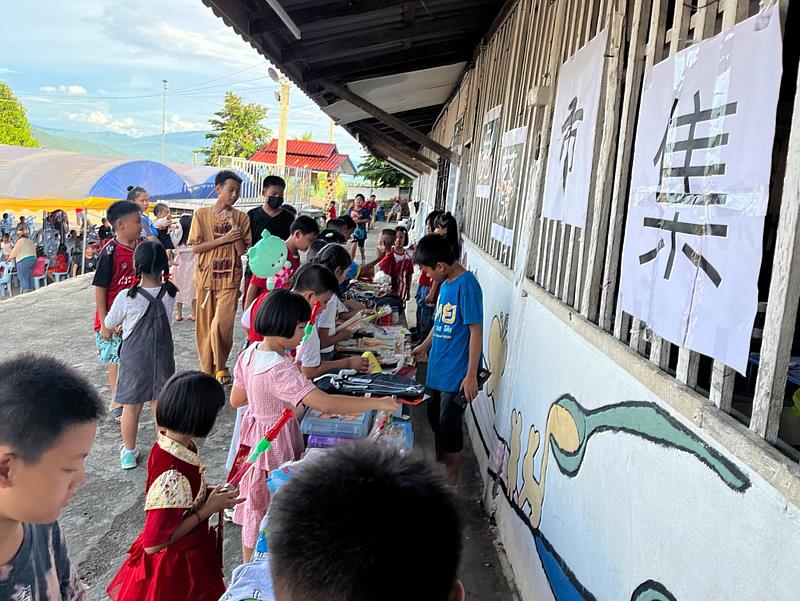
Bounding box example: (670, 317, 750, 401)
(247, 175, 294, 244)
(244, 175, 294, 306)
(98, 218, 113, 241)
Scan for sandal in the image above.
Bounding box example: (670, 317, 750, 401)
(215, 369, 232, 386)
(175, 315, 184, 322)
(188, 315, 196, 321)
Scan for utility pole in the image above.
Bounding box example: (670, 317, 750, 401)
(160, 80, 168, 162)
(329, 118, 335, 144)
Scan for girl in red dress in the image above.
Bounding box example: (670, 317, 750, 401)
(107, 372, 244, 601)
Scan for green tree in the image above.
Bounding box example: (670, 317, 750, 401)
(0, 83, 38, 147)
(300, 131, 314, 141)
(356, 155, 412, 187)
(201, 92, 271, 166)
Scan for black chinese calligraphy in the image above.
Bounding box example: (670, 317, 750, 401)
(559, 97, 583, 191)
(653, 91, 738, 206)
(638, 211, 728, 287)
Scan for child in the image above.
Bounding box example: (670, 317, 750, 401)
(93, 200, 142, 418)
(98, 217, 113, 241)
(107, 371, 244, 601)
(32, 247, 48, 281)
(312, 244, 358, 360)
(190, 170, 252, 385)
(172, 214, 197, 322)
(48, 244, 69, 282)
(1, 233, 12, 259)
(152, 202, 175, 250)
(243, 215, 319, 312)
(105, 241, 178, 470)
(378, 226, 414, 302)
(268, 444, 465, 601)
(388, 199, 403, 222)
(434, 211, 462, 263)
(0, 354, 104, 601)
(416, 210, 443, 342)
(412, 234, 483, 485)
(349, 195, 370, 263)
(231, 289, 398, 562)
(127, 186, 157, 240)
(72, 244, 99, 277)
(326, 200, 337, 221)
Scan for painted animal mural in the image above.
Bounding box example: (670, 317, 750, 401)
(470, 313, 752, 601)
(486, 313, 509, 407)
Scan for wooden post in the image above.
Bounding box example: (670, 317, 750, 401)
(751, 63, 800, 442)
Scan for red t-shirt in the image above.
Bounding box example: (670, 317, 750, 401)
(327, 206, 337, 220)
(92, 240, 138, 331)
(419, 271, 433, 287)
(52, 254, 68, 273)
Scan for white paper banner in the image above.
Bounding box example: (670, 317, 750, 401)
(619, 6, 782, 374)
(492, 126, 528, 247)
(542, 28, 608, 228)
(475, 105, 502, 199)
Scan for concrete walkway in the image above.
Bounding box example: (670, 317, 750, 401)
(0, 236, 516, 600)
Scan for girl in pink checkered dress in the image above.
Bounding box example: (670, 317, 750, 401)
(230, 289, 398, 562)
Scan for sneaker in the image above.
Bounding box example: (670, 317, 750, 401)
(120, 445, 139, 470)
(223, 508, 235, 522)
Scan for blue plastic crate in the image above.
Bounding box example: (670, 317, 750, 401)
(301, 409, 374, 439)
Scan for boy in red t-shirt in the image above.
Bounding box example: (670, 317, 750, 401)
(92, 201, 142, 416)
(242, 215, 319, 316)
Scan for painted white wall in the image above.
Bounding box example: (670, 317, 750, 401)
(346, 186, 399, 201)
(464, 240, 800, 601)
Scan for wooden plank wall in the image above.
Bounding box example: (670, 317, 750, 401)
(416, 0, 798, 454)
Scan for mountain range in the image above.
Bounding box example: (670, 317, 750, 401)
(30, 126, 209, 164)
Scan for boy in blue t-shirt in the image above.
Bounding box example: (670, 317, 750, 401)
(412, 234, 483, 485)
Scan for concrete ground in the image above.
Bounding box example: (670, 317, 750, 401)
(0, 227, 516, 601)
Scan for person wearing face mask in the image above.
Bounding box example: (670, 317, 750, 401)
(244, 176, 295, 307)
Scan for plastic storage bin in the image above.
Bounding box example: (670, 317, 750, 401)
(379, 419, 414, 451)
(301, 409, 374, 439)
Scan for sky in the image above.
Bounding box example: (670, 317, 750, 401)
(0, 0, 366, 164)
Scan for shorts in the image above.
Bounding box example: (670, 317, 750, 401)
(320, 351, 335, 361)
(426, 388, 465, 454)
(95, 331, 122, 365)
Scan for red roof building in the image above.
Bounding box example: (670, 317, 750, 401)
(250, 139, 357, 175)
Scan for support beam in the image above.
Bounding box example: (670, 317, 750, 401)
(367, 136, 433, 174)
(372, 148, 424, 177)
(354, 122, 438, 170)
(282, 13, 483, 61)
(249, 0, 409, 32)
(322, 81, 460, 164)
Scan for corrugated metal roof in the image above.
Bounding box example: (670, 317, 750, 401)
(250, 139, 357, 174)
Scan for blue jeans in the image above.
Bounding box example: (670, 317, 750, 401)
(15, 256, 35, 292)
(416, 285, 434, 342)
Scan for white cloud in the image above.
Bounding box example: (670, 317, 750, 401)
(108, 117, 140, 136)
(39, 84, 88, 95)
(0, 68, 20, 74)
(166, 113, 207, 133)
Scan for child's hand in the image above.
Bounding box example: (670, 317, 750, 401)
(223, 225, 243, 243)
(100, 325, 114, 341)
(460, 374, 479, 403)
(411, 345, 428, 361)
(348, 356, 371, 372)
(204, 485, 245, 514)
(374, 396, 400, 413)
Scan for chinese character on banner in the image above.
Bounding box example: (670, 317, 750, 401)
(491, 126, 528, 247)
(543, 28, 608, 228)
(619, 6, 782, 374)
(475, 105, 502, 200)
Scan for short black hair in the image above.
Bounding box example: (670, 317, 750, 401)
(340, 215, 356, 231)
(306, 238, 330, 260)
(380, 228, 396, 240)
(215, 170, 243, 187)
(290, 215, 320, 237)
(425, 210, 443, 229)
(269, 444, 463, 601)
(283, 204, 298, 217)
(107, 200, 141, 226)
(156, 371, 225, 438)
(394, 226, 409, 247)
(263, 175, 286, 190)
(318, 228, 347, 244)
(129, 240, 178, 298)
(254, 288, 312, 338)
(153, 202, 169, 217)
(0, 354, 103, 463)
(413, 234, 456, 267)
(313, 243, 352, 274)
(355, 193, 365, 201)
(58, 244, 67, 254)
(292, 263, 339, 295)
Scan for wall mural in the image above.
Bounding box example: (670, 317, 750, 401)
(470, 313, 752, 601)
